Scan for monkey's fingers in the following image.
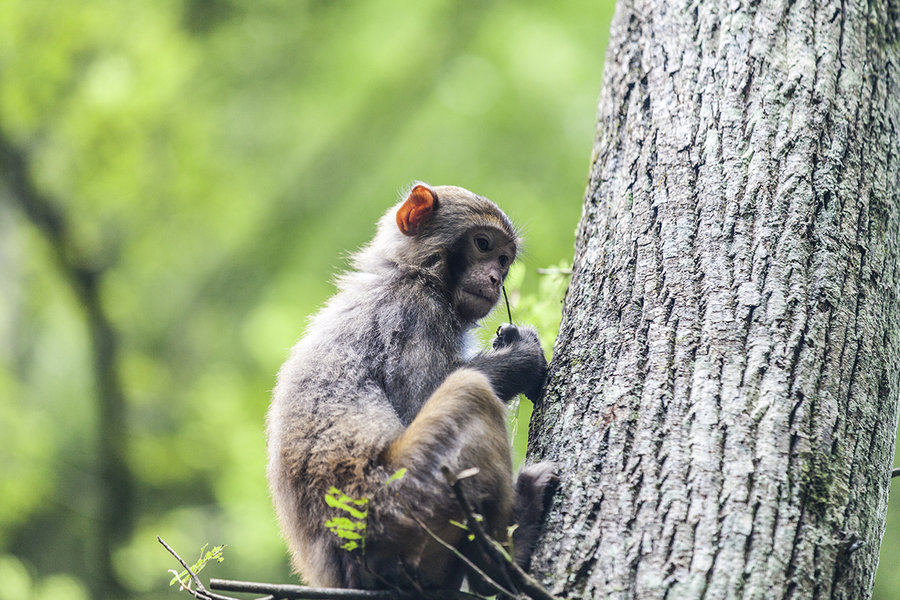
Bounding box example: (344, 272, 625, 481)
(493, 323, 520, 349)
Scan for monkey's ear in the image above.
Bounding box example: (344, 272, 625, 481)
(396, 184, 437, 236)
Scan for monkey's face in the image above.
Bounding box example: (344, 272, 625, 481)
(452, 227, 516, 322)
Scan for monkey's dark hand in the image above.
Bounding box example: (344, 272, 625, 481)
(509, 325, 548, 401)
(473, 324, 547, 402)
(493, 322, 521, 349)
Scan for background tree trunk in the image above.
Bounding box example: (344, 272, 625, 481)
(527, 1, 900, 598)
(0, 136, 132, 600)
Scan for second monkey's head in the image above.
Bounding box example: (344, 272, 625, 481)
(358, 183, 521, 323)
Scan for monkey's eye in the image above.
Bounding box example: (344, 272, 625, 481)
(499, 255, 510, 268)
(474, 234, 492, 252)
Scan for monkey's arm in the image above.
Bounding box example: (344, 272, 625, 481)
(466, 324, 547, 403)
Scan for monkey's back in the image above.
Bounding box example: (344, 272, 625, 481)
(266, 269, 468, 585)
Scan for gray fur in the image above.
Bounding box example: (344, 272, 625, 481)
(266, 184, 553, 590)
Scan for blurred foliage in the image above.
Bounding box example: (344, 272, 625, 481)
(0, 1, 613, 598)
(2, 2, 899, 600)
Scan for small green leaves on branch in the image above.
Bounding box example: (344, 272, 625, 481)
(169, 543, 226, 587)
(158, 537, 237, 600)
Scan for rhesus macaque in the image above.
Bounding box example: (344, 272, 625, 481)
(266, 183, 556, 591)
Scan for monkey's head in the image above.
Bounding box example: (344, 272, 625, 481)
(363, 183, 520, 323)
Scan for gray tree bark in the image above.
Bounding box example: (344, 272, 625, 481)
(527, 1, 900, 599)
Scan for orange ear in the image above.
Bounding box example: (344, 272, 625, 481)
(396, 184, 437, 236)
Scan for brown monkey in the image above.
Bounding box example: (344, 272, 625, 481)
(266, 183, 556, 591)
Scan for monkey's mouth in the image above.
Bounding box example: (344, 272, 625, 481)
(462, 288, 498, 305)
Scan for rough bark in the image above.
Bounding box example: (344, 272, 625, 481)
(527, 1, 900, 599)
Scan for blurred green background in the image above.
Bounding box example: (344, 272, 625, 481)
(1, 2, 898, 599)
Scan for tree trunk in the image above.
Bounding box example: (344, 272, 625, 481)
(527, 1, 900, 599)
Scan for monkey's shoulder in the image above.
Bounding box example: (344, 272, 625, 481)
(306, 275, 463, 359)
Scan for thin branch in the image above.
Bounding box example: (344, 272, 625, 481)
(411, 517, 515, 598)
(158, 537, 242, 600)
(440, 467, 557, 600)
(209, 578, 480, 600)
(892, 468, 900, 478)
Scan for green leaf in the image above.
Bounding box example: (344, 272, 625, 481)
(168, 544, 226, 586)
(324, 517, 358, 531)
(327, 528, 363, 541)
(324, 488, 368, 520)
(385, 467, 407, 484)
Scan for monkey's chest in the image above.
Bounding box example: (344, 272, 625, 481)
(381, 357, 455, 427)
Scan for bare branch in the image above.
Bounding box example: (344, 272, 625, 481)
(411, 516, 514, 598)
(209, 578, 480, 600)
(440, 467, 557, 600)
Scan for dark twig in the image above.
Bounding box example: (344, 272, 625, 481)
(892, 468, 900, 478)
(440, 467, 557, 600)
(440, 467, 516, 593)
(210, 578, 479, 599)
(502, 285, 514, 324)
(412, 517, 515, 598)
(213, 579, 389, 599)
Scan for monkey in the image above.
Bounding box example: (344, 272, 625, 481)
(266, 183, 557, 592)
